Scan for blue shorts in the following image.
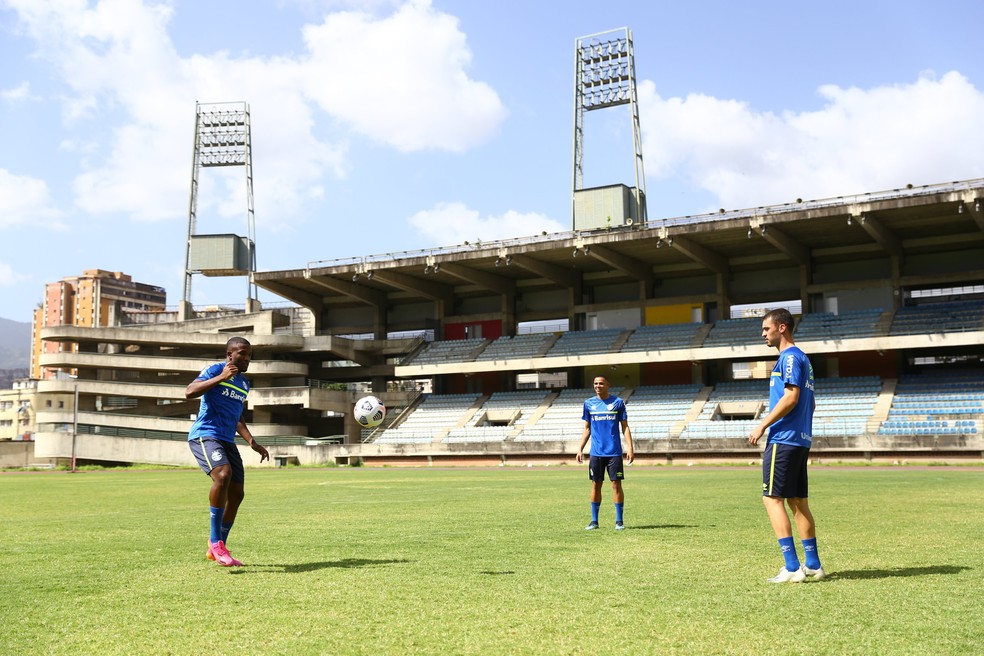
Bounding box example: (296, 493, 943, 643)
(762, 442, 809, 498)
(588, 455, 624, 482)
(189, 437, 245, 484)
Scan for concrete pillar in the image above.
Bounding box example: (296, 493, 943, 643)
(178, 301, 195, 322)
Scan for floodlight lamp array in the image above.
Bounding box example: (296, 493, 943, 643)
(199, 131, 246, 148)
(584, 63, 630, 85)
(200, 151, 247, 167)
(582, 87, 630, 109)
(199, 110, 246, 128)
(580, 38, 627, 62)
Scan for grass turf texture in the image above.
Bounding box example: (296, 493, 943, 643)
(1, 467, 980, 655)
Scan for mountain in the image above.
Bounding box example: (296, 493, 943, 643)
(0, 317, 32, 370)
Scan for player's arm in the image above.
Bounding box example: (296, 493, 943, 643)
(185, 363, 237, 399)
(748, 384, 801, 445)
(236, 412, 269, 462)
(576, 421, 591, 463)
(621, 420, 634, 464)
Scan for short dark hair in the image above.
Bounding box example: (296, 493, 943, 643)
(226, 336, 251, 351)
(763, 308, 795, 334)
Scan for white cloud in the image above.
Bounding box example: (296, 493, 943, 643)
(3, 0, 504, 226)
(0, 261, 31, 287)
(300, 0, 507, 152)
(0, 169, 63, 228)
(0, 81, 37, 103)
(638, 71, 984, 209)
(409, 202, 566, 245)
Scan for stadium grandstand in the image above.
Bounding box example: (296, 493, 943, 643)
(33, 178, 984, 467)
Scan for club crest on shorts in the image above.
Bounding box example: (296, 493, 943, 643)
(211, 449, 223, 462)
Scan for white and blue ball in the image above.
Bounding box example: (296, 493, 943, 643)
(354, 395, 386, 427)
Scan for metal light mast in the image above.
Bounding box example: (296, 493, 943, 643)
(181, 101, 258, 319)
(572, 28, 647, 230)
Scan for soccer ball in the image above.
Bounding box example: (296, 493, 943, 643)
(354, 395, 386, 428)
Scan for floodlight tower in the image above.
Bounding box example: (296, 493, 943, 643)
(572, 28, 647, 231)
(180, 101, 258, 320)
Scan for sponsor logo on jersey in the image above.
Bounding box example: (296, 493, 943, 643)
(220, 387, 247, 403)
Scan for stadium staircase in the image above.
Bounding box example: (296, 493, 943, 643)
(689, 324, 713, 348)
(866, 378, 897, 434)
(436, 395, 489, 443)
(535, 334, 561, 357)
(507, 392, 559, 440)
(873, 309, 895, 337)
(609, 330, 634, 352)
(671, 386, 714, 438)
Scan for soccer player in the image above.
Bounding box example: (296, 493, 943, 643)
(186, 336, 269, 567)
(748, 309, 825, 583)
(576, 375, 634, 530)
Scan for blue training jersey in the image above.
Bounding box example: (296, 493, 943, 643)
(582, 395, 627, 457)
(188, 362, 249, 443)
(767, 346, 814, 447)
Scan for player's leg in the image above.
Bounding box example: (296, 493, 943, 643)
(207, 463, 232, 510)
(763, 496, 792, 539)
(223, 482, 245, 540)
(762, 443, 804, 581)
(789, 497, 823, 578)
(586, 457, 604, 529)
(611, 480, 625, 529)
(609, 457, 625, 529)
(205, 464, 239, 566)
(220, 445, 246, 544)
(788, 497, 815, 539)
(189, 438, 238, 566)
(586, 479, 603, 529)
(611, 479, 624, 504)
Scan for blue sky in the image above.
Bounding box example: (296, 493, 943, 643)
(2, 0, 983, 323)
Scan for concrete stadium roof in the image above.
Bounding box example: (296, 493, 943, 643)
(254, 178, 984, 312)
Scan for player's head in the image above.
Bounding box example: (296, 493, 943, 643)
(225, 337, 252, 372)
(592, 375, 610, 398)
(761, 308, 795, 349)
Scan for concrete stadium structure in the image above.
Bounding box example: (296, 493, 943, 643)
(33, 179, 984, 467)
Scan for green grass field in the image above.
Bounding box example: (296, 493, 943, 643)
(1, 465, 981, 655)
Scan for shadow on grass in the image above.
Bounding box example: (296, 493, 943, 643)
(480, 570, 515, 575)
(629, 524, 701, 530)
(230, 558, 411, 574)
(832, 565, 971, 580)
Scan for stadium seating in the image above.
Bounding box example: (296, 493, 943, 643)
(443, 389, 550, 443)
(619, 323, 704, 353)
(681, 377, 881, 439)
(474, 333, 553, 361)
(700, 317, 763, 349)
(374, 393, 481, 444)
(680, 380, 762, 439)
(514, 387, 624, 443)
(402, 338, 485, 365)
(544, 328, 624, 358)
(889, 301, 984, 336)
(794, 308, 884, 342)
(393, 304, 984, 369)
(371, 372, 984, 445)
(812, 376, 881, 437)
(879, 372, 984, 436)
(617, 384, 701, 440)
